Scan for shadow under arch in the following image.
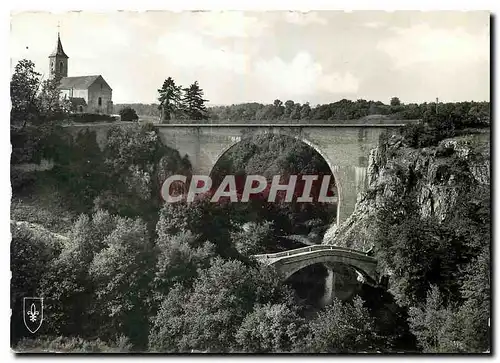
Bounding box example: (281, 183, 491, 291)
(207, 130, 343, 227)
(284, 260, 377, 288)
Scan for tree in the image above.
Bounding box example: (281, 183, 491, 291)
(300, 102, 311, 120)
(10, 59, 41, 128)
(231, 221, 274, 256)
(156, 199, 237, 257)
(390, 97, 401, 106)
(283, 100, 295, 119)
(10, 59, 70, 165)
(306, 297, 378, 353)
(406, 285, 487, 353)
(235, 303, 307, 352)
(273, 99, 285, 119)
(38, 211, 118, 339)
(408, 285, 450, 352)
(152, 231, 216, 301)
(119, 106, 139, 121)
(158, 77, 182, 123)
(149, 258, 294, 352)
(182, 259, 294, 351)
(10, 221, 62, 343)
(182, 81, 209, 120)
(148, 284, 191, 352)
(290, 103, 302, 120)
(49, 129, 106, 211)
(38, 77, 70, 121)
(89, 217, 155, 348)
(95, 123, 183, 219)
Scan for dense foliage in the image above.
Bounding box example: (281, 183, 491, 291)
(401, 105, 490, 148)
(10, 60, 70, 165)
(114, 103, 161, 118)
(156, 78, 210, 122)
(182, 81, 209, 120)
(119, 107, 139, 121)
(371, 140, 490, 352)
(67, 113, 117, 123)
(211, 133, 336, 244)
(11, 59, 490, 353)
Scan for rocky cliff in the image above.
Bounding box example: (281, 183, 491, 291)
(323, 130, 490, 251)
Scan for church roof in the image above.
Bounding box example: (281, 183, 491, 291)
(49, 33, 69, 58)
(59, 75, 109, 90)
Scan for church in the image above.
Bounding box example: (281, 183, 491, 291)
(49, 33, 113, 114)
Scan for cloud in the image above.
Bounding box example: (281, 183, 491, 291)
(254, 52, 359, 100)
(362, 21, 385, 29)
(377, 23, 489, 68)
(11, 11, 490, 104)
(156, 32, 248, 74)
(188, 11, 269, 38)
(284, 11, 327, 26)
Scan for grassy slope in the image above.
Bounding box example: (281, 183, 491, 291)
(11, 171, 80, 234)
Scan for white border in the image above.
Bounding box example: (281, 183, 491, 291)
(2, 1, 498, 362)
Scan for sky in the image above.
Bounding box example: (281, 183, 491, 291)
(10, 11, 490, 105)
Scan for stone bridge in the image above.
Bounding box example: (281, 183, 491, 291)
(66, 121, 410, 225)
(254, 244, 378, 282)
(254, 245, 379, 304)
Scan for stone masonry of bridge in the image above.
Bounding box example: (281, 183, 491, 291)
(253, 245, 378, 304)
(254, 245, 379, 306)
(253, 245, 378, 282)
(65, 122, 406, 225)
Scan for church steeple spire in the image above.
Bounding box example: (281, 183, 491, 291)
(48, 28, 69, 79)
(49, 32, 69, 59)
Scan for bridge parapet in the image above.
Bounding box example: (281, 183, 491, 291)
(253, 245, 378, 284)
(254, 244, 371, 261)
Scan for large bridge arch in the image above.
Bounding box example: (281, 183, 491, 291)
(207, 131, 344, 226)
(153, 123, 405, 225)
(63, 122, 408, 225)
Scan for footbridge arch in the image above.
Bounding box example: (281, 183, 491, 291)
(253, 245, 379, 284)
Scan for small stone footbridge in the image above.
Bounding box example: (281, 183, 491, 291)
(253, 245, 379, 285)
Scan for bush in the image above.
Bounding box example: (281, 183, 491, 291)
(407, 285, 489, 353)
(10, 222, 63, 343)
(305, 297, 378, 353)
(148, 258, 294, 352)
(68, 113, 117, 123)
(401, 118, 455, 148)
(89, 217, 155, 348)
(152, 231, 216, 302)
(10, 169, 36, 192)
(235, 303, 308, 352)
(13, 335, 132, 353)
(231, 221, 275, 256)
(119, 107, 139, 121)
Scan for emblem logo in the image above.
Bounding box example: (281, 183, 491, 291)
(23, 297, 44, 333)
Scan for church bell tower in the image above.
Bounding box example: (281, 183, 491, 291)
(48, 31, 69, 79)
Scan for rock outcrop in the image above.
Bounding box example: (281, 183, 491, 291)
(323, 130, 490, 251)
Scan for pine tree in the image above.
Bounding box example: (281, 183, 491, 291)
(158, 77, 182, 123)
(182, 81, 209, 121)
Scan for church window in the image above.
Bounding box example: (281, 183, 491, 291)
(98, 97, 102, 106)
(59, 61, 63, 73)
